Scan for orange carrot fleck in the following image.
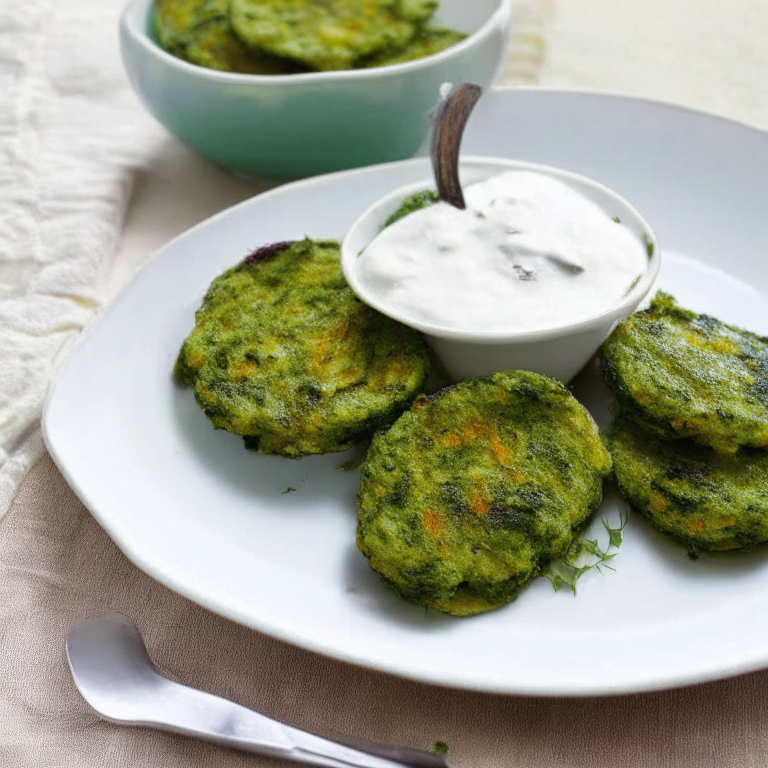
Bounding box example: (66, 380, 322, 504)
(423, 509, 442, 536)
(469, 492, 490, 516)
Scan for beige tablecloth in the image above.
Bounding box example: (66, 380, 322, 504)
(3, 0, 768, 765)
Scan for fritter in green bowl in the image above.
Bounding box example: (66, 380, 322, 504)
(155, 0, 304, 73)
(608, 417, 768, 553)
(357, 371, 612, 616)
(229, 0, 438, 71)
(600, 292, 768, 455)
(175, 239, 431, 457)
(364, 27, 467, 68)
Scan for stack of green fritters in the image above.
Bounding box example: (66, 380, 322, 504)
(600, 292, 768, 553)
(155, 0, 467, 73)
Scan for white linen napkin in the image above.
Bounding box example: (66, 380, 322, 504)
(0, 0, 161, 516)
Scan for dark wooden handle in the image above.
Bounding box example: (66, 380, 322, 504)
(430, 83, 483, 210)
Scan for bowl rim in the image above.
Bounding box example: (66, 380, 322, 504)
(120, 0, 512, 85)
(340, 155, 661, 343)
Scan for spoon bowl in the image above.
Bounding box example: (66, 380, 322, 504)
(341, 156, 660, 383)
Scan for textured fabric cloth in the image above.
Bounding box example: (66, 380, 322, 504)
(539, 0, 768, 131)
(3, 0, 768, 765)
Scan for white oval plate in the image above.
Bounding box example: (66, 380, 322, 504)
(43, 87, 768, 696)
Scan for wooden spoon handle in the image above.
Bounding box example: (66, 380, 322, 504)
(430, 83, 483, 210)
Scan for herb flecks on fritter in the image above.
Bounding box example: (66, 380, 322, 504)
(175, 238, 431, 457)
(357, 371, 612, 616)
(599, 292, 768, 455)
(154, 0, 305, 73)
(229, 0, 437, 71)
(608, 417, 768, 553)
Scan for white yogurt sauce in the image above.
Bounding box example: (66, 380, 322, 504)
(356, 171, 650, 333)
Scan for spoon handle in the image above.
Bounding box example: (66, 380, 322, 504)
(129, 677, 438, 768)
(430, 83, 483, 209)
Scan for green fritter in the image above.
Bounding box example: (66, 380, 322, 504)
(155, 0, 214, 50)
(155, 0, 304, 74)
(364, 27, 467, 67)
(600, 292, 768, 455)
(357, 371, 612, 616)
(229, 0, 437, 71)
(608, 417, 768, 553)
(175, 239, 431, 457)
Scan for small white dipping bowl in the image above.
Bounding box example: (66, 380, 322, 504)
(341, 156, 660, 383)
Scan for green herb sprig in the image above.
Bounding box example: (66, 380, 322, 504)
(543, 515, 627, 595)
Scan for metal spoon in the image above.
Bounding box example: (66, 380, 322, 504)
(430, 83, 483, 209)
(66, 614, 451, 768)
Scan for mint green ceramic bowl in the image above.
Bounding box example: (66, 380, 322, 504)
(119, 0, 511, 179)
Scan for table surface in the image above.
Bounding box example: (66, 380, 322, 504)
(4, 0, 768, 765)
